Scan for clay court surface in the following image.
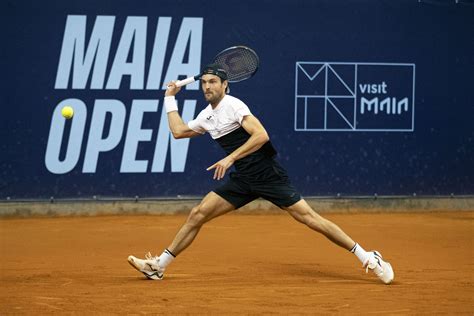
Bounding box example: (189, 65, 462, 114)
(1, 211, 473, 314)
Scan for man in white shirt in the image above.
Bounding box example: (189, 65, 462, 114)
(128, 64, 394, 284)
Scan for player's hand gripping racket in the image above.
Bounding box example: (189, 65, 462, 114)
(175, 46, 259, 87)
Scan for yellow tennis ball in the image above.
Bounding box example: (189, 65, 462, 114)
(61, 106, 74, 119)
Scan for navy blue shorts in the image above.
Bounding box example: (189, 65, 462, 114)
(213, 160, 301, 209)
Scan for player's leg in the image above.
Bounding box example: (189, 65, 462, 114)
(167, 191, 235, 256)
(256, 161, 394, 284)
(128, 175, 256, 280)
(127, 191, 235, 280)
(282, 199, 394, 284)
(282, 199, 355, 250)
(251, 162, 354, 250)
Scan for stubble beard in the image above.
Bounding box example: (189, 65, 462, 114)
(205, 91, 224, 106)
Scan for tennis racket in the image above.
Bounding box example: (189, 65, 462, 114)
(175, 45, 259, 87)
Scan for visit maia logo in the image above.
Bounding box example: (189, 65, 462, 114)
(294, 62, 415, 132)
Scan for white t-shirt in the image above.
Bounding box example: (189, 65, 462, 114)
(187, 95, 252, 139)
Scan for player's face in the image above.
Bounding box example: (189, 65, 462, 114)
(201, 74, 227, 105)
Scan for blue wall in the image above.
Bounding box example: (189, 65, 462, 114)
(2, 0, 473, 198)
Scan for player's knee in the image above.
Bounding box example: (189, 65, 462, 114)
(187, 206, 204, 227)
(300, 212, 326, 232)
(187, 205, 210, 227)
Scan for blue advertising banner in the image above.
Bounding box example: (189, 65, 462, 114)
(2, 0, 473, 198)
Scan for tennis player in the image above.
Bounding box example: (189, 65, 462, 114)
(128, 64, 394, 284)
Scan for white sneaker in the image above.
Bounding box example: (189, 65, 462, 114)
(363, 251, 394, 284)
(127, 252, 164, 280)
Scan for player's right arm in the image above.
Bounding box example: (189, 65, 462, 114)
(165, 81, 201, 139)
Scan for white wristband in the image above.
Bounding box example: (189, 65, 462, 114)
(164, 96, 178, 113)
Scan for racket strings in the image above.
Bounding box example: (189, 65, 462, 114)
(214, 47, 259, 82)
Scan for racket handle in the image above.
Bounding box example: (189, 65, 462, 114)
(175, 75, 199, 87)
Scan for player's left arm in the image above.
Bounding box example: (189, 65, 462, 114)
(207, 115, 269, 180)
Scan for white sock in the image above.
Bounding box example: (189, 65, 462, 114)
(350, 243, 369, 265)
(158, 249, 175, 269)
